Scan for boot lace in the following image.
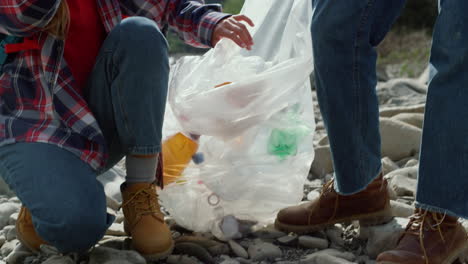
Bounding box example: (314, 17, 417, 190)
(402, 209, 455, 264)
(120, 186, 164, 221)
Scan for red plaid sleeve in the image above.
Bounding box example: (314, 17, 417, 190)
(119, 0, 230, 48)
(0, 0, 61, 36)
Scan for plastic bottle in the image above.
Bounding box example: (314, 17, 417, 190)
(162, 133, 201, 185)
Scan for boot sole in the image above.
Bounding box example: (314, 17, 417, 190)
(377, 239, 468, 264)
(138, 241, 175, 261)
(274, 204, 393, 234)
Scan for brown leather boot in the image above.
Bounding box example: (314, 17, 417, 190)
(377, 209, 468, 264)
(121, 182, 174, 260)
(274, 174, 392, 233)
(16, 206, 48, 252)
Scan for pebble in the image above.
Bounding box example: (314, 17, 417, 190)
(252, 227, 286, 240)
(325, 227, 344, 247)
(8, 213, 18, 226)
(247, 242, 282, 262)
(389, 174, 417, 197)
(4, 243, 33, 264)
(167, 255, 203, 264)
(299, 249, 355, 264)
(88, 247, 146, 264)
(0, 203, 20, 229)
(228, 240, 249, 259)
(310, 146, 333, 178)
(219, 258, 241, 264)
(306, 191, 320, 201)
(4, 225, 16, 241)
(174, 242, 214, 264)
(298, 236, 328, 250)
(41, 256, 75, 264)
(381, 157, 399, 176)
(277, 235, 298, 246)
(390, 200, 415, 218)
(220, 215, 242, 240)
(359, 217, 409, 258)
(0, 235, 5, 248)
(0, 239, 18, 257)
(391, 113, 424, 129)
(105, 223, 126, 236)
(380, 118, 422, 161)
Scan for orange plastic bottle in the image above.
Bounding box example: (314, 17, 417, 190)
(162, 133, 200, 185)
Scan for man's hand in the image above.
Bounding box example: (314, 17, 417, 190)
(212, 15, 254, 50)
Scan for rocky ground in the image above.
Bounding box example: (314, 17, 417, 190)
(1, 66, 468, 264)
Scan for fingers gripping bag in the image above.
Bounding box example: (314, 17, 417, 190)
(159, 0, 315, 235)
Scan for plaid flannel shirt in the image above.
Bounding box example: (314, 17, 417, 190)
(0, 0, 229, 171)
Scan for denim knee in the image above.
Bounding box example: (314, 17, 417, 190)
(35, 189, 113, 253)
(117, 17, 169, 59)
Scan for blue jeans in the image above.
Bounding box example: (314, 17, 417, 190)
(0, 17, 169, 253)
(312, 0, 468, 219)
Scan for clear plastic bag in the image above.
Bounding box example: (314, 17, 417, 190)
(160, 0, 315, 234)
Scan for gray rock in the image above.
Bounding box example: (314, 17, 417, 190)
(380, 118, 421, 161)
(4, 243, 33, 264)
(4, 226, 16, 241)
(390, 200, 415, 218)
(228, 240, 249, 259)
(39, 245, 60, 257)
(207, 244, 230, 256)
(317, 135, 329, 146)
(236, 257, 253, 264)
(391, 113, 424, 129)
(0, 239, 18, 257)
(0, 203, 20, 229)
(221, 215, 242, 240)
(247, 242, 282, 262)
(326, 227, 344, 247)
(252, 227, 286, 240)
(389, 173, 417, 197)
(0, 235, 5, 248)
(379, 104, 425, 118)
(42, 256, 75, 264)
(277, 235, 298, 246)
(404, 159, 419, 168)
(0, 178, 14, 197)
(98, 236, 128, 250)
(359, 217, 409, 258)
(174, 242, 214, 264)
(298, 236, 328, 250)
(306, 191, 320, 202)
(300, 249, 355, 264)
(219, 258, 241, 264)
(167, 255, 203, 264)
(8, 213, 18, 226)
(385, 166, 418, 180)
(88, 247, 146, 264)
(310, 146, 333, 178)
(105, 223, 125, 236)
(381, 157, 399, 176)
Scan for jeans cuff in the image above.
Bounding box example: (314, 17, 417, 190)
(415, 202, 468, 220)
(334, 165, 382, 196)
(129, 145, 161, 156)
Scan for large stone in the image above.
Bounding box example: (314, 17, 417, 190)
(88, 247, 146, 264)
(379, 104, 425, 118)
(377, 78, 427, 107)
(299, 249, 355, 264)
(4, 243, 33, 264)
(391, 113, 424, 129)
(174, 242, 214, 264)
(310, 146, 333, 178)
(0, 203, 20, 230)
(359, 217, 410, 258)
(247, 242, 282, 262)
(167, 255, 203, 264)
(380, 118, 422, 161)
(0, 239, 19, 258)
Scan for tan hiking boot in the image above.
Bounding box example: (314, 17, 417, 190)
(376, 209, 468, 264)
(16, 206, 48, 252)
(121, 182, 174, 260)
(274, 174, 392, 233)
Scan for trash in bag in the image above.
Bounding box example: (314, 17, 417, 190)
(159, 0, 315, 236)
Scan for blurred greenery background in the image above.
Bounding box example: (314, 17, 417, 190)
(167, 0, 437, 78)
